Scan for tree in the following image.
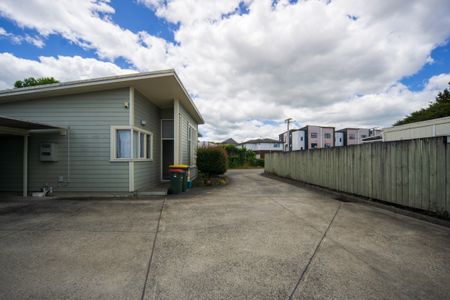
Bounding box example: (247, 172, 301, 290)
(394, 83, 450, 126)
(14, 77, 59, 88)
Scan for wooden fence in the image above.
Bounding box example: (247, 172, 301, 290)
(265, 137, 449, 216)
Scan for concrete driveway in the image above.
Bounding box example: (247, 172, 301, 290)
(1, 169, 449, 299)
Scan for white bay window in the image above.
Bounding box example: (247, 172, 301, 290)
(111, 126, 153, 161)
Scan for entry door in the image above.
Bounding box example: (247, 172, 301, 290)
(162, 140, 174, 180)
(161, 119, 174, 180)
(0, 135, 24, 192)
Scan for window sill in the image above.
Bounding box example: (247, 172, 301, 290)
(110, 158, 153, 162)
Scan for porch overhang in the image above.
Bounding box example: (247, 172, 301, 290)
(0, 115, 66, 136)
(0, 116, 66, 197)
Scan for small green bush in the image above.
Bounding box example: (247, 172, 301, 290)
(255, 159, 264, 167)
(197, 146, 228, 176)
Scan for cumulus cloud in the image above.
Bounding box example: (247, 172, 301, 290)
(0, 53, 134, 89)
(0, 26, 45, 48)
(138, 0, 248, 25)
(1, 0, 450, 141)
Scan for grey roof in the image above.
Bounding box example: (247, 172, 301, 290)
(241, 138, 280, 144)
(0, 70, 204, 124)
(221, 138, 238, 145)
(362, 135, 383, 141)
(336, 127, 368, 132)
(299, 125, 335, 130)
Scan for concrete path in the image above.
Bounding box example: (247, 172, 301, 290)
(1, 169, 450, 299)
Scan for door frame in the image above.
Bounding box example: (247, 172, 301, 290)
(160, 119, 174, 181)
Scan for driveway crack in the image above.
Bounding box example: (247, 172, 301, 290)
(288, 203, 341, 299)
(140, 197, 166, 300)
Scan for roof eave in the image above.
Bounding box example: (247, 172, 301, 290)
(0, 70, 205, 125)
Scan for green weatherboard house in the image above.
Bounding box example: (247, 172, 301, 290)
(0, 70, 204, 196)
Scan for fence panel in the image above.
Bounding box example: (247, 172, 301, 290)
(265, 137, 448, 216)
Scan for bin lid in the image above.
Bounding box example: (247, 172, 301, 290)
(169, 164, 189, 169)
(169, 168, 185, 173)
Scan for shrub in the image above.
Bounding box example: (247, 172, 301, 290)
(197, 146, 227, 176)
(255, 159, 264, 167)
(224, 145, 259, 168)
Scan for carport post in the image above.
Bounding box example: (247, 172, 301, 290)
(23, 135, 28, 197)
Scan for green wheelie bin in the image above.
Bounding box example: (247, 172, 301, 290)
(169, 169, 185, 194)
(169, 164, 189, 192)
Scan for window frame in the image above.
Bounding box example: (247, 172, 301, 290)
(110, 126, 153, 162)
(187, 123, 197, 166)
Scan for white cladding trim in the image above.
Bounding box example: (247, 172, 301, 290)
(174, 99, 180, 164)
(129, 87, 135, 192)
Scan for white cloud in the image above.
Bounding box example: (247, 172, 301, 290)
(1, 0, 450, 141)
(0, 53, 134, 89)
(0, 0, 171, 68)
(0, 26, 45, 48)
(138, 0, 247, 25)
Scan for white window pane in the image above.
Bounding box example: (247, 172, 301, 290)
(147, 134, 152, 159)
(133, 130, 139, 158)
(116, 129, 131, 158)
(162, 120, 174, 139)
(140, 132, 145, 158)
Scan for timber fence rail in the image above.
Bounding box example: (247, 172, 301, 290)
(265, 136, 449, 216)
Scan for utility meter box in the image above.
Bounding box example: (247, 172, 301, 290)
(40, 143, 58, 162)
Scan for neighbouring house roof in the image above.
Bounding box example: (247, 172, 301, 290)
(221, 138, 238, 145)
(385, 116, 450, 131)
(0, 70, 204, 124)
(240, 138, 281, 144)
(336, 127, 369, 132)
(362, 135, 383, 142)
(299, 125, 335, 130)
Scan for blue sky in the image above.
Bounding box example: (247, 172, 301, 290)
(400, 43, 450, 91)
(0, 1, 178, 69)
(0, 0, 449, 141)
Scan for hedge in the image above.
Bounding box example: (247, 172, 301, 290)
(197, 146, 228, 176)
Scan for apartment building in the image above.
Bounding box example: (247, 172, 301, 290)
(279, 126, 334, 151)
(335, 128, 370, 146)
(279, 129, 306, 151)
(300, 125, 335, 149)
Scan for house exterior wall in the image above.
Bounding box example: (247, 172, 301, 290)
(133, 91, 161, 191)
(177, 102, 198, 179)
(281, 132, 289, 151)
(291, 130, 305, 151)
(0, 89, 130, 192)
(161, 107, 173, 119)
(383, 117, 450, 142)
(242, 142, 283, 151)
(0, 136, 23, 192)
(335, 132, 344, 147)
(357, 129, 370, 144)
(322, 127, 334, 148)
(303, 126, 334, 149)
(346, 129, 359, 145)
(338, 128, 370, 146)
(305, 126, 320, 149)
